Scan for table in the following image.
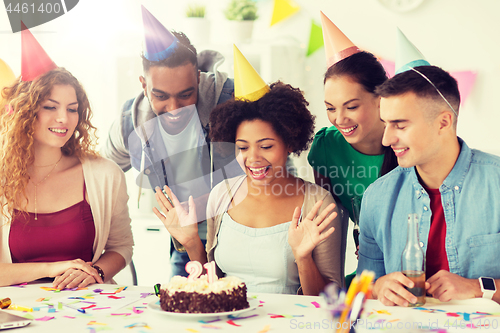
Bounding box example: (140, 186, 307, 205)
(355, 297, 500, 333)
(0, 283, 333, 332)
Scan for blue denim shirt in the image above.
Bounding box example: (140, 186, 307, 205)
(357, 139, 500, 281)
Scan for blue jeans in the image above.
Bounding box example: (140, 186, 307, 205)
(170, 239, 207, 278)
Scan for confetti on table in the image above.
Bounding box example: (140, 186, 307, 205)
(107, 296, 123, 299)
(295, 303, 307, 308)
(388, 319, 400, 323)
(69, 297, 86, 300)
(270, 315, 284, 319)
(227, 320, 241, 327)
(457, 312, 471, 321)
(132, 307, 144, 314)
(36, 297, 50, 302)
(92, 307, 111, 311)
(48, 307, 56, 313)
(185, 329, 199, 333)
(40, 287, 58, 291)
(140, 293, 152, 298)
(93, 289, 103, 293)
(82, 304, 97, 310)
(198, 319, 221, 324)
(110, 313, 131, 316)
(87, 321, 107, 326)
(446, 312, 460, 317)
(88, 328, 96, 333)
(375, 310, 391, 315)
(36, 316, 55, 322)
(311, 301, 320, 308)
(201, 325, 222, 329)
(258, 325, 271, 333)
(115, 286, 128, 293)
(63, 316, 76, 319)
(124, 322, 150, 328)
(82, 301, 97, 304)
(228, 314, 258, 320)
(11, 282, 27, 287)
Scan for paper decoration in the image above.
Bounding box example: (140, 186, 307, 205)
(21, 23, 57, 81)
(233, 44, 270, 101)
(395, 28, 430, 74)
(306, 20, 323, 56)
(270, 0, 301, 26)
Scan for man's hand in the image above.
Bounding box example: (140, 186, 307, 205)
(426, 270, 481, 302)
(372, 272, 429, 306)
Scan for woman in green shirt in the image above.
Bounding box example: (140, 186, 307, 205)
(308, 51, 398, 250)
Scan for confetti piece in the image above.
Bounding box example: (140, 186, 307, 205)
(58, 302, 63, 310)
(92, 307, 111, 311)
(82, 301, 97, 304)
(36, 298, 45, 302)
(200, 325, 222, 329)
(21, 314, 34, 320)
(228, 314, 258, 320)
(110, 313, 131, 316)
(388, 319, 400, 323)
(132, 307, 144, 314)
(375, 319, 385, 324)
(185, 329, 199, 333)
(48, 307, 56, 313)
(376, 310, 391, 315)
(270, 315, 284, 318)
(107, 296, 123, 299)
(292, 315, 304, 317)
(227, 320, 241, 327)
(198, 319, 221, 324)
(311, 301, 320, 308)
(64, 316, 76, 319)
(87, 321, 107, 326)
(124, 322, 150, 328)
(93, 289, 103, 293)
(458, 312, 471, 321)
(36, 316, 55, 321)
(69, 297, 86, 300)
(88, 329, 96, 333)
(258, 325, 271, 333)
(11, 283, 27, 287)
(447, 312, 460, 317)
(115, 286, 127, 293)
(295, 303, 307, 308)
(140, 293, 152, 298)
(82, 305, 96, 310)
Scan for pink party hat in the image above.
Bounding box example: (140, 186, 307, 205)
(320, 11, 360, 68)
(395, 28, 430, 74)
(21, 22, 57, 81)
(141, 5, 179, 61)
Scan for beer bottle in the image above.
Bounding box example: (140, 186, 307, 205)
(401, 213, 426, 306)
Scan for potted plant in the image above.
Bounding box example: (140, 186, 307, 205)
(183, 4, 210, 46)
(224, 0, 258, 43)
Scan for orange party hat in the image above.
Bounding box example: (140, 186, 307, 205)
(320, 11, 360, 68)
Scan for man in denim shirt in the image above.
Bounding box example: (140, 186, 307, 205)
(357, 66, 500, 306)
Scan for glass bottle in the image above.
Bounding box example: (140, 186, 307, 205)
(401, 213, 426, 306)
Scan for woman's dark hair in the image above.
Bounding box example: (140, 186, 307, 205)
(324, 51, 397, 176)
(209, 81, 315, 156)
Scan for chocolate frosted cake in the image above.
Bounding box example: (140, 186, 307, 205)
(160, 275, 249, 313)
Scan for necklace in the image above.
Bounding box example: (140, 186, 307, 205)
(32, 154, 63, 220)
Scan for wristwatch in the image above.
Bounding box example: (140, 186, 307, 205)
(479, 277, 496, 299)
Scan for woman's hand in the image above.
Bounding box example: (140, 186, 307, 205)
(288, 200, 336, 260)
(52, 268, 97, 290)
(153, 185, 199, 248)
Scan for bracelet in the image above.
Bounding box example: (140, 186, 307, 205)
(92, 264, 105, 282)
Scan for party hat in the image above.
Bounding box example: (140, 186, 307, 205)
(233, 45, 270, 101)
(0, 58, 16, 90)
(21, 22, 57, 81)
(142, 5, 180, 62)
(395, 28, 430, 74)
(320, 11, 360, 68)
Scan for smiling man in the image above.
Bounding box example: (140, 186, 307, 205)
(357, 65, 500, 306)
(103, 7, 234, 277)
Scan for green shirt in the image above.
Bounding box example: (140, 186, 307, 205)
(307, 126, 384, 219)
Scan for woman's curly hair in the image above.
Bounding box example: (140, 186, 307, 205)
(209, 81, 315, 156)
(0, 67, 98, 217)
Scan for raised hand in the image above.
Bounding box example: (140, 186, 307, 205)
(153, 185, 199, 248)
(288, 200, 336, 260)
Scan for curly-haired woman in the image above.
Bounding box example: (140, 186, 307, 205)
(0, 67, 133, 289)
(154, 82, 344, 295)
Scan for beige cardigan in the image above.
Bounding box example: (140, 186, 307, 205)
(206, 175, 347, 289)
(0, 156, 134, 265)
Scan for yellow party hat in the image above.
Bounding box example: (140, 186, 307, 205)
(233, 45, 270, 101)
(320, 11, 360, 68)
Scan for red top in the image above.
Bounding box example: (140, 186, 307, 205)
(425, 187, 450, 278)
(9, 184, 95, 263)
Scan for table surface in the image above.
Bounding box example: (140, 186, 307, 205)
(1, 283, 500, 333)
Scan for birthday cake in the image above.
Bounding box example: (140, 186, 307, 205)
(160, 274, 249, 313)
